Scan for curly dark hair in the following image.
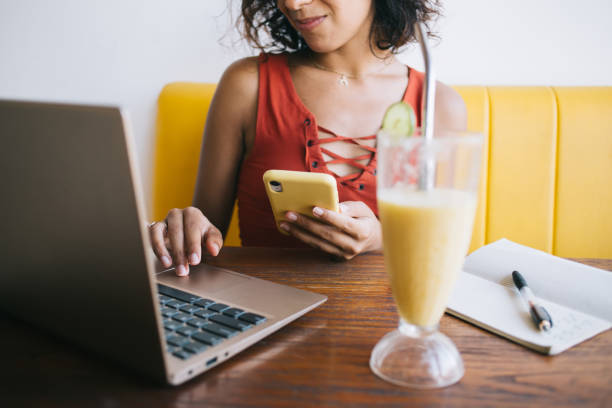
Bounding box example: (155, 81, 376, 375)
(239, 0, 442, 53)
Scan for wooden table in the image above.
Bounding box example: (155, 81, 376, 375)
(1, 248, 611, 407)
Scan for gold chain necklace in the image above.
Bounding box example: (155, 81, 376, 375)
(310, 58, 394, 87)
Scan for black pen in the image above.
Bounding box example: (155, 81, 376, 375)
(511, 270, 553, 332)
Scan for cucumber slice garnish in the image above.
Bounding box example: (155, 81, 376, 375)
(381, 101, 416, 138)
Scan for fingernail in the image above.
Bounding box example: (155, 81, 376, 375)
(189, 253, 199, 265)
(176, 264, 188, 276)
(313, 207, 323, 216)
(338, 203, 345, 213)
(211, 243, 220, 256)
(280, 222, 290, 231)
(286, 212, 297, 221)
(161, 256, 171, 267)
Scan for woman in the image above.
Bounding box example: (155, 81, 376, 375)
(150, 0, 466, 276)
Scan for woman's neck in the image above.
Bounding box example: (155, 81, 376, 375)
(307, 45, 396, 80)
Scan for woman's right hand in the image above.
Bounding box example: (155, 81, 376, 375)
(149, 206, 224, 277)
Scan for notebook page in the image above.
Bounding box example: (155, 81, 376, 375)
(447, 272, 612, 354)
(463, 239, 612, 322)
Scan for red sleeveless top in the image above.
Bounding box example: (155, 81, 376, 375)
(236, 53, 424, 247)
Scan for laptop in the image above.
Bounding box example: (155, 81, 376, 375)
(0, 99, 327, 385)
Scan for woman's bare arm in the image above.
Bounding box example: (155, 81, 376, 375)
(193, 57, 259, 234)
(149, 57, 259, 275)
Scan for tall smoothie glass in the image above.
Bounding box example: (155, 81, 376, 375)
(370, 129, 483, 388)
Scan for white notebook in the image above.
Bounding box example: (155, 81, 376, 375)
(447, 239, 612, 355)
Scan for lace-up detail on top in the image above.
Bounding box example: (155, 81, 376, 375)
(315, 125, 376, 184)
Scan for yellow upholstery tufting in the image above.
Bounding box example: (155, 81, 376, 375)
(153, 82, 612, 257)
(553, 88, 612, 257)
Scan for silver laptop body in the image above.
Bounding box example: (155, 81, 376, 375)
(0, 100, 326, 385)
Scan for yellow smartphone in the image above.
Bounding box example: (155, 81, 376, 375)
(263, 170, 339, 235)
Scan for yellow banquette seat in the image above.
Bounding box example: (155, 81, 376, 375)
(153, 82, 612, 258)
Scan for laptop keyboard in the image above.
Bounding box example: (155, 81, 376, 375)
(157, 284, 266, 360)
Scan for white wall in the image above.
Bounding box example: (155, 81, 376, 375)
(2, 0, 611, 217)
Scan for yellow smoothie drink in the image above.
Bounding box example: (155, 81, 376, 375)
(378, 187, 476, 327)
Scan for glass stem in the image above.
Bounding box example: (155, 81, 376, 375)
(398, 318, 439, 337)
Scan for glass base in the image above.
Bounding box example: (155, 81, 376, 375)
(369, 320, 464, 388)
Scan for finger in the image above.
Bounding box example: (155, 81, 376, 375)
(203, 225, 223, 257)
(283, 213, 359, 257)
(183, 207, 204, 266)
(337, 201, 374, 218)
(149, 221, 172, 268)
(309, 206, 362, 239)
(166, 209, 189, 276)
(280, 221, 349, 259)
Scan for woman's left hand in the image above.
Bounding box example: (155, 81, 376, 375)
(279, 201, 382, 260)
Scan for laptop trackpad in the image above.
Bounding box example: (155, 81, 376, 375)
(155, 263, 253, 296)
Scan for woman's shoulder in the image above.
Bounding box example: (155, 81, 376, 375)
(203, 56, 260, 137)
(217, 52, 295, 103)
(220, 52, 288, 81)
(218, 56, 259, 95)
(404, 67, 466, 130)
(211, 57, 260, 121)
(434, 81, 467, 131)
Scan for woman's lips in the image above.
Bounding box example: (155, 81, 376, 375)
(294, 16, 326, 31)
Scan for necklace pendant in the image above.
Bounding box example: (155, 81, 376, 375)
(338, 74, 349, 86)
